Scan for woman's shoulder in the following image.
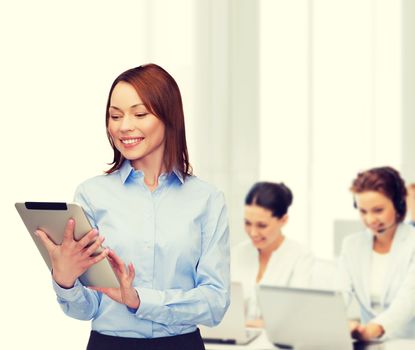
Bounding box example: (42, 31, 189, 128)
(181, 175, 225, 203)
(232, 240, 253, 254)
(396, 223, 415, 244)
(183, 175, 221, 193)
(282, 238, 313, 258)
(338, 230, 373, 260)
(282, 237, 308, 251)
(75, 171, 120, 192)
(342, 229, 369, 246)
(231, 240, 257, 263)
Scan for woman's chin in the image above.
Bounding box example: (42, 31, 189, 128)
(252, 241, 266, 249)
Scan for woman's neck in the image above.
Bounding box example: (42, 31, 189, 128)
(259, 232, 285, 258)
(256, 233, 285, 283)
(373, 225, 397, 254)
(132, 156, 166, 191)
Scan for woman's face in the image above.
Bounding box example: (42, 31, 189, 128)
(107, 82, 166, 169)
(244, 204, 287, 250)
(354, 191, 398, 236)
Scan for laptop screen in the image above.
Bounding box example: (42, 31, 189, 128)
(258, 285, 354, 350)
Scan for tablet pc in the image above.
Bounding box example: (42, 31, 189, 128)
(15, 201, 119, 288)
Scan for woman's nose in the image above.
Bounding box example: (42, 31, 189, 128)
(250, 228, 260, 237)
(120, 115, 135, 131)
(365, 213, 378, 225)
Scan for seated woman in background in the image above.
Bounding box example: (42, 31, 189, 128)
(338, 166, 415, 341)
(231, 182, 314, 328)
(406, 183, 415, 226)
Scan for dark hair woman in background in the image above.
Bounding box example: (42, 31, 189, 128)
(231, 181, 314, 328)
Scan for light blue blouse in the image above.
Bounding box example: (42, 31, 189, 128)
(52, 161, 230, 338)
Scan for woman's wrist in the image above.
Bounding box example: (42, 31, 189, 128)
(126, 288, 140, 309)
(52, 269, 76, 289)
(367, 322, 385, 339)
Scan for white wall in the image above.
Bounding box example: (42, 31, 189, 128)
(259, 0, 403, 258)
(402, 0, 415, 183)
(1, 0, 412, 348)
(0, 0, 196, 348)
(259, 0, 310, 249)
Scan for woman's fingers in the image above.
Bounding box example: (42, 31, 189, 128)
(107, 250, 127, 274)
(106, 252, 135, 286)
(89, 255, 138, 308)
(83, 235, 105, 257)
(87, 248, 109, 268)
(128, 263, 135, 280)
(107, 255, 117, 270)
(108, 250, 124, 266)
(77, 228, 99, 250)
(61, 219, 76, 246)
(35, 229, 57, 253)
(348, 320, 360, 332)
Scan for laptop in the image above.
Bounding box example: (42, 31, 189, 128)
(257, 285, 376, 350)
(199, 281, 261, 345)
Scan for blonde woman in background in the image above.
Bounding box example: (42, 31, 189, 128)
(406, 183, 415, 226)
(338, 166, 415, 341)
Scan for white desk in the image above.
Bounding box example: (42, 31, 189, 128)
(204, 329, 415, 350)
(205, 330, 273, 350)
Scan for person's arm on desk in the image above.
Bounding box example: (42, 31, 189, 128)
(246, 319, 264, 328)
(350, 321, 384, 341)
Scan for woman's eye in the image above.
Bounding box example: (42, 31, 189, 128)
(110, 115, 121, 120)
(135, 113, 148, 118)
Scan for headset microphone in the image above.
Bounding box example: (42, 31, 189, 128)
(377, 223, 396, 234)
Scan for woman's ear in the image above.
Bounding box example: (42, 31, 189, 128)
(280, 214, 289, 226)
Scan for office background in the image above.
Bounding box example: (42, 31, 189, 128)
(1, 0, 414, 349)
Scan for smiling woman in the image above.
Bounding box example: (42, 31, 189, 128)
(231, 181, 314, 328)
(337, 166, 415, 341)
(107, 82, 166, 189)
(105, 64, 190, 181)
(34, 63, 230, 350)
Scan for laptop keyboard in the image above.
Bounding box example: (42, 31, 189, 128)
(353, 340, 384, 350)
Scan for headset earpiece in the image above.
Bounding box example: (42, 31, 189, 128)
(383, 168, 406, 219)
(352, 167, 406, 219)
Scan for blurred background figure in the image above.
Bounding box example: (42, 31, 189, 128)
(406, 183, 415, 226)
(337, 166, 415, 341)
(231, 182, 314, 328)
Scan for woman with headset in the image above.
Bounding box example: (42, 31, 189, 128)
(406, 183, 415, 226)
(338, 166, 415, 341)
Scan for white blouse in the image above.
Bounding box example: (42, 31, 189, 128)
(370, 251, 390, 313)
(231, 238, 314, 320)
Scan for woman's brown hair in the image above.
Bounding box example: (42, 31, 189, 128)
(105, 64, 192, 179)
(350, 166, 407, 221)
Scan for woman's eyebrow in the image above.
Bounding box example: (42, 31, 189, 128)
(109, 103, 145, 110)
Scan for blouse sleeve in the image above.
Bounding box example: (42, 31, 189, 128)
(371, 253, 415, 338)
(335, 240, 355, 308)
